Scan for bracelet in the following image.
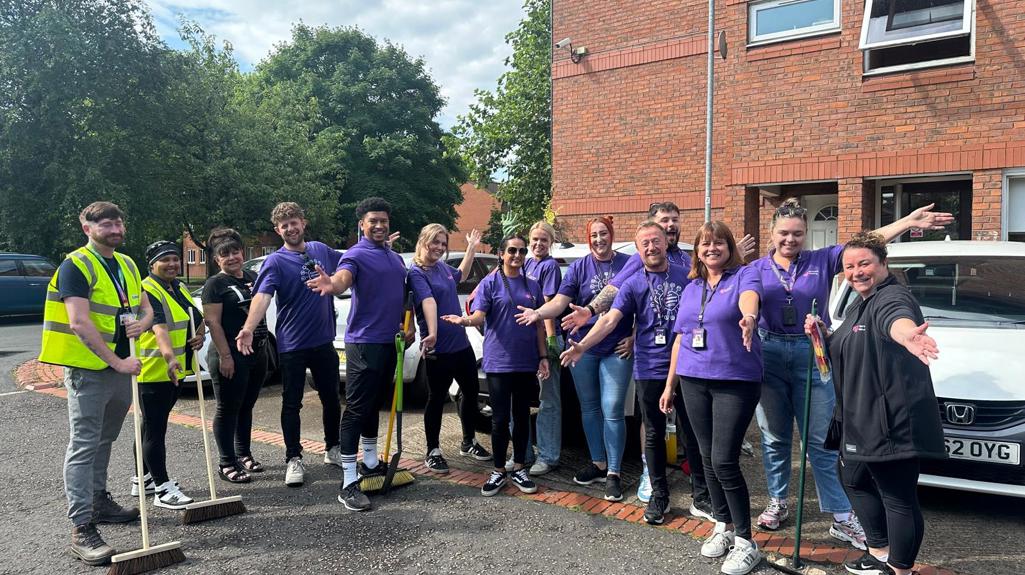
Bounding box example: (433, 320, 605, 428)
(743, 313, 757, 321)
(586, 304, 596, 315)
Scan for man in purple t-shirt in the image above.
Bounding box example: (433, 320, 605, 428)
(237, 202, 342, 490)
(307, 197, 409, 512)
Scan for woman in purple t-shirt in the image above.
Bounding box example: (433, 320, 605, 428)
(442, 234, 548, 498)
(751, 198, 953, 542)
(409, 224, 492, 473)
(660, 221, 763, 575)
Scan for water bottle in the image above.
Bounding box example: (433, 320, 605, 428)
(665, 415, 678, 464)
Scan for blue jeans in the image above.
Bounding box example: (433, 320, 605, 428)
(534, 335, 563, 465)
(569, 351, 633, 474)
(756, 330, 852, 513)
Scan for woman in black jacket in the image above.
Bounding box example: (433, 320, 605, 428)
(806, 231, 944, 575)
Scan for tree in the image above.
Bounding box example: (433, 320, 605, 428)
(247, 24, 467, 249)
(453, 0, 551, 237)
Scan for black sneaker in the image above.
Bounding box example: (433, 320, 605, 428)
(689, 496, 715, 521)
(643, 494, 671, 525)
(844, 552, 895, 575)
(481, 470, 507, 496)
(573, 463, 608, 485)
(510, 468, 538, 494)
(338, 481, 371, 512)
(358, 461, 386, 478)
(604, 474, 623, 501)
(459, 439, 492, 461)
(92, 491, 139, 524)
(425, 449, 450, 473)
(69, 523, 114, 566)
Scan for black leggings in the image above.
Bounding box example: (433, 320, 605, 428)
(487, 372, 536, 469)
(134, 380, 179, 486)
(424, 346, 479, 450)
(840, 457, 925, 570)
(681, 376, 761, 540)
(209, 344, 268, 467)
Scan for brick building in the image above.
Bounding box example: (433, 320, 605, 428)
(551, 0, 1025, 252)
(450, 182, 500, 252)
(181, 231, 278, 282)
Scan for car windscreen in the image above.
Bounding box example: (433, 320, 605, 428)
(889, 256, 1025, 326)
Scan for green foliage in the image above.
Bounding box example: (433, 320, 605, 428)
(453, 0, 551, 239)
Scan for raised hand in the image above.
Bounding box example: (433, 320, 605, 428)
(515, 305, 541, 326)
(466, 229, 482, 251)
(903, 321, 939, 365)
(738, 234, 757, 259)
(305, 264, 335, 296)
(906, 203, 954, 231)
(561, 303, 592, 334)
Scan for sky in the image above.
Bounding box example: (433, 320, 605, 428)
(147, 0, 525, 129)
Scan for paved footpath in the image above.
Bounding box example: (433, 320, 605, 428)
(3, 319, 1014, 574)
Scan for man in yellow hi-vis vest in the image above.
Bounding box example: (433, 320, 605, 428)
(39, 201, 153, 566)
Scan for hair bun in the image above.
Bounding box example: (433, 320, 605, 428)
(780, 197, 801, 209)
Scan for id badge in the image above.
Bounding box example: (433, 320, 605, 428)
(119, 311, 137, 326)
(654, 327, 667, 346)
(782, 304, 798, 326)
(691, 327, 706, 349)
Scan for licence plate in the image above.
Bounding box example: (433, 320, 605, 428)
(944, 437, 1020, 465)
(337, 350, 346, 363)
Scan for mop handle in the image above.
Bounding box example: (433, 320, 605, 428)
(129, 338, 150, 549)
(189, 308, 217, 500)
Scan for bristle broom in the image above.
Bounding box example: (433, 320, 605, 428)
(107, 541, 185, 575)
(181, 496, 246, 525)
(360, 470, 415, 493)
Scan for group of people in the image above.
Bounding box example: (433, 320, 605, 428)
(45, 196, 951, 575)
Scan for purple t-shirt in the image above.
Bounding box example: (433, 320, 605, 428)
(611, 262, 690, 381)
(408, 262, 470, 355)
(673, 265, 763, 382)
(471, 271, 544, 373)
(559, 253, 634, 356)
(337, 237, 407, 344)
(610, 246, 692, 289)
(525, 255, 563, 336)
(753, 245, 844, 334)
(255, 241, 341, 353)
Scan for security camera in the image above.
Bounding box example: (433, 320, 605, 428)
(555, 37, 572, 50)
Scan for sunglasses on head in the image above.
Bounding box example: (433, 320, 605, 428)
(505, 247, 529, 256)
(775, 206, 808, 217)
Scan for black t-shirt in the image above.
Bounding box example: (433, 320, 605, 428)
(828, 274, 945, 462)
(56, 256, 129, 359)
(202, 270, 267, 344)
(146, 278, 203, 371)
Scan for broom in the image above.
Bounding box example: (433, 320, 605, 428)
(108, 338, 185, 574)
(362, 306, 416, 492)
(182, 308, 245, 524)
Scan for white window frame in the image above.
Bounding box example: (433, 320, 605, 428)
(748, 0, 841, 46)
(859, 0, 973, 51)
(199, 250, 206, 264)
(187, 249, 196, 265)
(862, 2, 975, 75)
(1003, 168, 1025, 241)
(873, 173, 973, 241)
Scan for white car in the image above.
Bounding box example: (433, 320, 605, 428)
(828, 240, 1025, 498)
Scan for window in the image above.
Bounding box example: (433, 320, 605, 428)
(187, 249, 196, 265)
(876, 176, 972, 241)
(0, 259, 18, 276)
(262, 247, 275, 256)
(860, 0, 974, 74)
(1006, 176, 1025, 243)
(748, 0, 841, 45)
(20, 259, 56, 277)
(199, 251, 206, 264)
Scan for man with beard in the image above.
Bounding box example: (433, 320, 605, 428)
(307, 197, 409, 511)
(237, 202, 343, 488)
(40, 201, 154, 566)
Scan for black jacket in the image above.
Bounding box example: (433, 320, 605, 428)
(828, 275, 946, 462)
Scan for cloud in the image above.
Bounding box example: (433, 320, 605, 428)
(147, 0, 524, 129)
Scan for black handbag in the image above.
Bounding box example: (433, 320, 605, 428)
(824, 414, 842, 452)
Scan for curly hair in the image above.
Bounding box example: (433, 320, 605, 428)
(843, 230, 888, 262)
(270, 202, 305, 226)
(355, 197, 392, 220)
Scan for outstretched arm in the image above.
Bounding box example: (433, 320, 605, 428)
(875, 203, 954, 242)
(890, 318, 939, 365)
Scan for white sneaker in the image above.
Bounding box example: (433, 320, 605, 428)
(131, 473, 154, 496)
(721, 536, 761, 575)
(153, 482, 193, 510)
(324, 446, 343, 467)
(701, 522, 736, 558)
(285, 457, 306, 487)
(529, 461, 554, 476)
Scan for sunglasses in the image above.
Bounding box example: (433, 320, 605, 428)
(300, 252, 317, 271)
(775, 206, 808, 217)
(505, 247, 529, 256)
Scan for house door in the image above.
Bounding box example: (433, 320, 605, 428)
(810, 205, 838, 249)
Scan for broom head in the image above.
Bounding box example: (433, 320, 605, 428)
(108, 541, 185, 575)
(181, 495, 246, 525)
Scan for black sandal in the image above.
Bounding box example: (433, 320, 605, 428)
(239, 455, 264, 473)
(218, 463, 251, 484)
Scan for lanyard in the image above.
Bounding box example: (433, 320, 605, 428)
(769, 252, 801, 297)
(87, 246, 129, 308)
(697, 278, 720, 327)
(644, 269, 670, 327)
(591, 255, 613, 294)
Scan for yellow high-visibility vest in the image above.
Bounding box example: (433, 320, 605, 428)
(138, 277, 196, 383)
(39, 247, 142, 370)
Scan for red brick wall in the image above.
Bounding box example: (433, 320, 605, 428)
(552, 0, 1025, 242)
(449, 182, 500, 252)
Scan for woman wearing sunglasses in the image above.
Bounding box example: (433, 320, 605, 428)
(442, 235, 548, 497)
(409, 224, 491, 473)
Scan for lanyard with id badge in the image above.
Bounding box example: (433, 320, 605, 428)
(89, 247, 135, 326)
(770, 253, 800, 326)
(645, 270, 670, 346)
(693, 279, 719, 349)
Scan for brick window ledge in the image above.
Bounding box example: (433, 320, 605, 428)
(746, 34, 841, 62)
(862, 64, 975, 93)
